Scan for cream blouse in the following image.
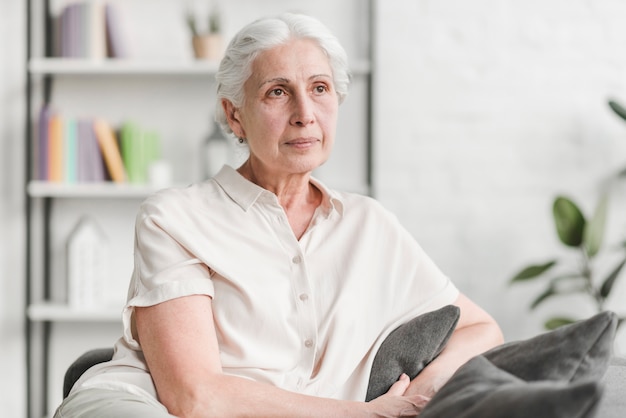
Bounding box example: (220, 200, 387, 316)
(73, 165, 459, 402)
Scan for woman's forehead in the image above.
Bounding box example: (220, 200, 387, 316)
(250, 39, 332, 83)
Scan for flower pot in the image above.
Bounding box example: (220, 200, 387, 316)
(192, 34, 224, 60)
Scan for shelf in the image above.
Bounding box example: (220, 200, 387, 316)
(28, 57, 371, 76)
(28, 58, 220, 75)
(27, 181, 174, 198)
(27, 303, 121, 322)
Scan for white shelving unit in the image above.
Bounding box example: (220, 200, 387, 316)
(27, 303, 120, 322)
(28, 57, 371, 76)
(25, 1, 374, 416)
(27, 181, 165, 198)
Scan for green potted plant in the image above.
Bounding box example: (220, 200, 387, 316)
(186, 5, 224, 60)
(509, 194, 626, 330)
(509, 99, 626, 330)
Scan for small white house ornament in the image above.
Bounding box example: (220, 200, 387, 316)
(66, 217, 110, 308)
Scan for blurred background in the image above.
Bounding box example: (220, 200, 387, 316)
(2, 0, 626, 416)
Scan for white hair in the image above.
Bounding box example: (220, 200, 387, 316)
(215, 13, 350, 135)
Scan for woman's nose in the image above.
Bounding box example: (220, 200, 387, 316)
(290, 94, 315, 127)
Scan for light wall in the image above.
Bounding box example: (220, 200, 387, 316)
(373, 0, 626, 351)
(0, 1, 26, 417)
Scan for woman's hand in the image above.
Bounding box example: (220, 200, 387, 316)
(366, 374, 430, 417)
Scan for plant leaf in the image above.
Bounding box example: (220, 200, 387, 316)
(609, 99, 626, 122)
(553, 196, 586, 247)
(530, 286, 557, 310)
(510, 260, 557, 283)
(599, 256, 626, 298)
(544, 317, 577, 330)
(529, 274, 587, 309)
(584, 194, 608, 258)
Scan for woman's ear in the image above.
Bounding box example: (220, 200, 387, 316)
(221, 99, 245, 139)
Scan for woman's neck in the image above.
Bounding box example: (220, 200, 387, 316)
(237, 159, 322, 239)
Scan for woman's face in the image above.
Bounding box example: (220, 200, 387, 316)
(226, 38, 339, 176)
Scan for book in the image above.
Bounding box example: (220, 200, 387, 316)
(93, 118, 126, 183)
(104, 2, 131, 58)
(77, 119, 103, 182)
(37, 105, 52, 180)
(64, 117, 78, 183)
(120, 122, 162, 184)
(120, 121, 142, 183)
(48, 113, 64, 182)
(86, 0, 106, 60)
(85, 119, 107, 182)
(56, 0, 108, 59)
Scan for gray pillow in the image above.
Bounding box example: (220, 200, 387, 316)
(365, 304, 460, 401)
(419, 310, 617, 418)
(484, 310, 617, 382)
(420, 355, 603, 418)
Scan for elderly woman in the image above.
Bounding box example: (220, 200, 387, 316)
(54, 13, 503, 418)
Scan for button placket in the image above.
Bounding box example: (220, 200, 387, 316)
(289, 249, 317, 384)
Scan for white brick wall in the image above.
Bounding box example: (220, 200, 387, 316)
(374, 0, 626, 351)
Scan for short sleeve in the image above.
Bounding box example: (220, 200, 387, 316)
(122, 198, 215, 349)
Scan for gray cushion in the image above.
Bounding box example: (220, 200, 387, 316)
(365, 304, 460, 401)
(419, 311, 618, 418)
(597, 357, 626, 418)
(484, 310, 617, 382)
(420, 356, 603, 418)
(63, 348, 114, 398)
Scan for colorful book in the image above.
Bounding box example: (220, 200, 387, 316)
(120, 122, 161, 184)
(104, 2, 131, 58)
(48, 114, 64, 182)
(37, 105, 51, 180)
(93, 119, 126, 183)
(88, 122, 107, 182)
(120, 121, 142, 183)
(63, 3, 80, 57)
(64, 117, 78, 183)
(86, 0, 106, 60)
(87, 119, 106, 182)
(77, 119, 105, 182)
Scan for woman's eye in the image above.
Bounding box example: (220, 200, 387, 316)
(314, 85, 327, 94)
(269, 88, 285, 97)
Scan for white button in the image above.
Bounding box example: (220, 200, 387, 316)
(304, 339, 314, 348)
(292, 255, 302, 264)
(299, 293, 309, 302)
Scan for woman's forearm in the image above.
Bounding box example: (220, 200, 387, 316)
(173, 372, 419, 418)
(136, 295, 422, 418)
(406, 321, 503, 398)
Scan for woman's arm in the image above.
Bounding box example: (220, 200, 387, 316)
(404, 293, 504, 400)
(135, 294, 424, 418)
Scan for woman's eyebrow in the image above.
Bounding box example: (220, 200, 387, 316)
(310, 73, 332, 80)
(258, 74, 332, 89)
(258, 77, 290, 89)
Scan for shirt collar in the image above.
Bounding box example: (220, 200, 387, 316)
(213, 165, 344, 216)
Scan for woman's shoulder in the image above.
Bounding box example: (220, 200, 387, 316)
(329, 187, 398, 222)
(138, 180, 220, 217)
